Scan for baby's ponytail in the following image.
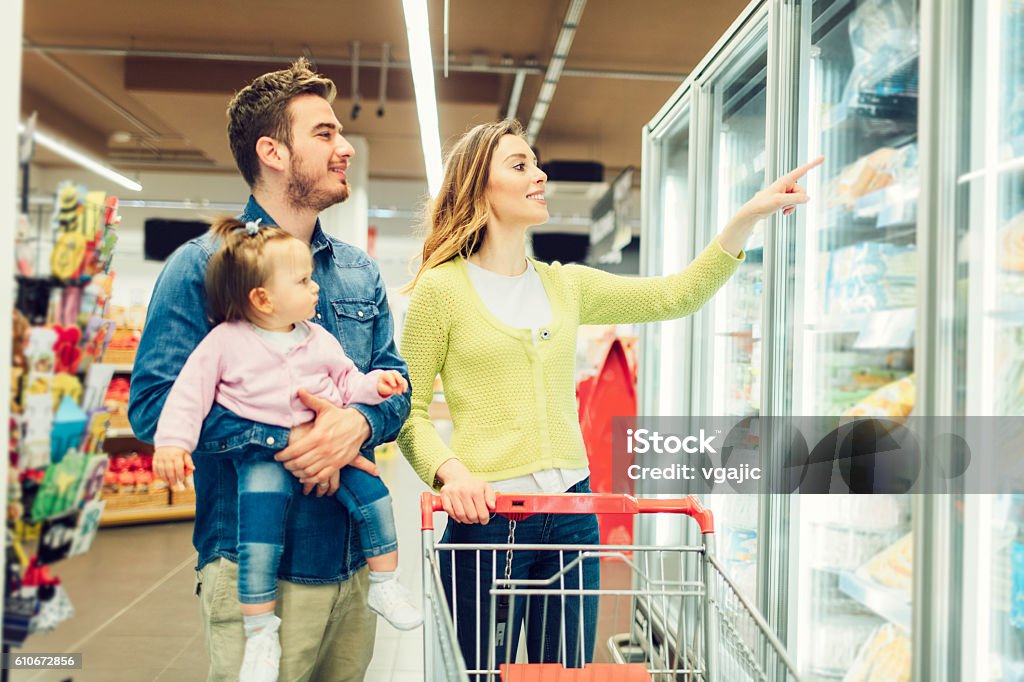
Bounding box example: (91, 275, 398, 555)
(204, 217, 294, 324)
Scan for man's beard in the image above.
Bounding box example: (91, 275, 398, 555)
(286, 156, 349, 213)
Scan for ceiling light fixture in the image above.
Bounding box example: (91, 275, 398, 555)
(401, 0, 444, 197)
(19, 122, 142, 192)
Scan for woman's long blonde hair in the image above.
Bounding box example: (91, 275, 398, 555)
(403, 119, 526, 293)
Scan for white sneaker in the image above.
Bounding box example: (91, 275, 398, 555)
(367, 575, 423, 630)
(239, 627, 281, 682)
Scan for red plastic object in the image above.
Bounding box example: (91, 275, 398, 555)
(577, 338, 637, 546)
(500, 663, 651, 681)
(420, 492, 714, 534)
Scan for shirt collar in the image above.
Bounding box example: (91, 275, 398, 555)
(240, 195, 335, 257)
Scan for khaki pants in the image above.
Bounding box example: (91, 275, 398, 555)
(198, 558, 376, 682)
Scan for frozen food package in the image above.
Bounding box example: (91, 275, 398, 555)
(844, 623, 911, 682)
(810, 524, 903, 571)
(859, 533, 913, 594)
(828, 148, 898, 209)
(812, 614, 881, 676)
(1011, 541, 1024, 630)
(843, 0, 919, 114)
(999, 211, 1024, 273)
(842, 374, 916, 418)
(807, 495, 902, 531)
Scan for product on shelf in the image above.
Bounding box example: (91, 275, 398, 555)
(824, 243, 916, 317)
(828, 148, 899, 209)
(841, 374, 916, 419)
(7, 182, 127, 648)
(844, 0, 918, 116)
(858, 533, 913, 595)
(1011, 541, 1024, 630)
(805, 496, 903, 531)
(102, 326, 142, 365)
(844, 623, 911, 682)
(810, 523, 905, 572)
(811, 613, 881, 676)
(999, 211, 1024, 273)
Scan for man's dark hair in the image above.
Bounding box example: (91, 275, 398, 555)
(226, 57, 337, 188)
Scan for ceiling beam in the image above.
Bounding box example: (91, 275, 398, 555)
(25, 43, 686, 82)
(121, 57, 502, 105)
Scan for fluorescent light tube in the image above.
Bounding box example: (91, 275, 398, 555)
(401, 0, 444, 197)
(20, 122, 142, 192)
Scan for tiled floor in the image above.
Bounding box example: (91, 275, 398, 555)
(11, 451, 433, 682)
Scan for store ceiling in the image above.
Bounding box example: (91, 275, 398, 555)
(22, 0, 749, 187)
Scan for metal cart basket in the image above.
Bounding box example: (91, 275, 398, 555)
(420, 492, 799, 681)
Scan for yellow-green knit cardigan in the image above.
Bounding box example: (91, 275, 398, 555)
(397, 240, 743, 487)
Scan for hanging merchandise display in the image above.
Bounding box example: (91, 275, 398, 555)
(4, 182, 122, 649)
(578, 337, 637, 547)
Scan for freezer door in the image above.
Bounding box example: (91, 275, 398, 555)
(791, 0, 921, 678)
(697, 33, 771, 606)
(958, 0, 1024, 679)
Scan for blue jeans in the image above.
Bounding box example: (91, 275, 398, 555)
(439, 478, 600, 676)
(235, 451, 397, 604)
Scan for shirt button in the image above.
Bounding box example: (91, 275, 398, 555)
(357, 311, 364, 318)
(266, 436, 276, 446)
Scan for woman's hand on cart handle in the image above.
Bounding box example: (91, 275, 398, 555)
(435, 458, 496, 525)
(717, 155, 825, 256)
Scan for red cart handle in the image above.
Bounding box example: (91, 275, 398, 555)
(420, 492, 714, 534)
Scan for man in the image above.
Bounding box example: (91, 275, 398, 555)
(128, 58, 410, 681)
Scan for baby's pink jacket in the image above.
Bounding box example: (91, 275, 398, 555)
(154, 320, 385, 451)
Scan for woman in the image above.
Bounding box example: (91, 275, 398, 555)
(398, 119, 820, 673)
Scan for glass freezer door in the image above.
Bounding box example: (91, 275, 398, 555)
(641, 107, 694, 419)
(792, 0, 920, 679)
(707, 52, 768, 420)
(700, 32, 769, 605)
(958, 0, 1024, 679)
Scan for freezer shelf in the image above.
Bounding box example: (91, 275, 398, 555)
(838, 571, 911, 632)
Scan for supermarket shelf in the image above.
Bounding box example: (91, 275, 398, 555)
(817, 221, 916, 251)
(805, 308, 915, 341)
(805, 311, 871, 334)
(852, 183, 918, 225)
(100, 503, 195, 528)
(838, 570, 911, 631)
(96, 362, 134, 373)
(824, 102, 917, 139)
(957, 153, 1024, 184)
(988, 307, 1024, 325)
(861, 53, 919, 99)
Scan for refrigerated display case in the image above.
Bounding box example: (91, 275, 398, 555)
(638, 0, 1022, 677)
(958, 0, 1024, 680)
(791, 1, 920, 679)
(696, 15, 770, 606)
(706, 51, 769, 420)
(639, 99, 695, 421)
(638, 1, 770, 612)
(636, 90, 698, 645)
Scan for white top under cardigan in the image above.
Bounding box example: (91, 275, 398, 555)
(465, 259, 590, 494)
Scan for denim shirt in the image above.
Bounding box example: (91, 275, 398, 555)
(127, 196, 411, 584)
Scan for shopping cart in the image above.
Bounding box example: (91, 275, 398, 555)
(420, 491, 799, 682)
